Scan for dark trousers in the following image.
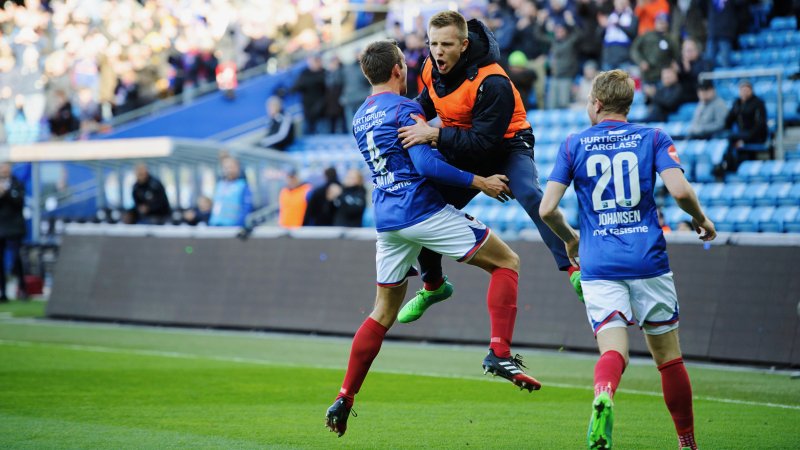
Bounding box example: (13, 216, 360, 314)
(0, 238, 26, 298)
(418, 131, 571, 283)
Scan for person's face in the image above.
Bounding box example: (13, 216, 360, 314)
(661, 69, 677, 86)
(739, 85, 753, 101)
(614, 0, 629, 12)
(397, 50, 408, 96)
(344, 169, 362, 187)
(682, 40, 698, 61)
(654, 17, 668, 33)
(135, 165, 149, 183)
(223, 159, 240, 180)
(0, 163, 10, 179)
(428, 25, 468, 75)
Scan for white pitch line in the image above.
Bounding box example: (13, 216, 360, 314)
(2, 339, 799, 411)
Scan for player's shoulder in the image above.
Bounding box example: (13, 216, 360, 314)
(396, 97, 424, 115)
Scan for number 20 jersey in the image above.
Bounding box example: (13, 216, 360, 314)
(549, 120, 683, 281)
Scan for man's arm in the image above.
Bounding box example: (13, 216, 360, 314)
(539, 181, 579, 267)
(660, 167, 716, 241)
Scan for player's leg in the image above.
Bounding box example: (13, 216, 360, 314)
(498, 140, 583, 301)
(399, 185, 478, 323)
(633, 274, 697, 450)
(582, 279, 636, 449)
(467, 232, 541, 392)
(326, 233, 418, 437)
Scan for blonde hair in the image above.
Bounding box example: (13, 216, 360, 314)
(428, 10, 468, 40)
(591, 69, 635, 115)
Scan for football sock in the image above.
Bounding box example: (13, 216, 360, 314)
(658, 357, 695, 445)
(567, 265, 580, 276)
(487, 268, 518, 358)
(337, 317, 388, 407)
(594, 350, 626, 398)
(423, 277, 445, 292)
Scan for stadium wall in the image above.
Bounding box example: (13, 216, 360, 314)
(46, 226, 800, 366)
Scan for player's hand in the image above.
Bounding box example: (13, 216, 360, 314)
(692, 217, 716, 242)
(475, 174, 514, 203)
(398, 114, 439, 148)
(565, 237, 579, 268)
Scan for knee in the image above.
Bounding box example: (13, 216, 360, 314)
(502, 249, 520, 273)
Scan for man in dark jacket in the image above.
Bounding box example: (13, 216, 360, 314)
(396, 11, 581, 322)
(292, 55, 327, 135)
(643, 66, 686, 122)
(700, 0, 747, 67)
(129, 163, 171, 224)
(721, 80, 769, 171)
(0, 162, 27, 301)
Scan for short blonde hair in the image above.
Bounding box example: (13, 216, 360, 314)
(591, 69, 635, 115)
(428, 10, 468, 40)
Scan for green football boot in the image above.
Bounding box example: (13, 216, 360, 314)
(570, 269, 584, 303)
(587, 391, 614, 449)
(397, 277, 454, 323)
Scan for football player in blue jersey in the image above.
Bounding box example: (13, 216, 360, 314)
(539, 69, 716, 450)
(325, 40, 541, 438)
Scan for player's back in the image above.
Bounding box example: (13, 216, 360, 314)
(352, 92, 445, 232)
(558, 120, 682, 280)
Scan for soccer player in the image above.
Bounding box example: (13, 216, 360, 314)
(325, 40, 541, 438)
(538, 69, 716, 450)
(395, 11, 583, 324)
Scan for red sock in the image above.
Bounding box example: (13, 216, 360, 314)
(658, 357, 695, 447)
(567, 265, 580, 276)
(423, 277, 444, 291)
(594, 350, 626, 398)
(487, 268, 518, 358)
(336, 317, 388, 407)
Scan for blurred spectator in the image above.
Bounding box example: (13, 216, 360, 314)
(75, 88, 102, 137)
(574, 0, 604, 63)
(293, 54, 326, 135)
(675, 220, 693, 232)
(190, 47, 220, 86)
(323, 56, 345, 134)
(572, 60, 599, 109)
(700, 0, 748, 67)
(546, 23, 580, 109)
(339, 51, 371, 129)
(278, 169, 311, 228)
(332, 168, 367, 227)
(544, 0, 578, 30)
(635, 0, 671, 35)
(687, 80, 728, 139)
(304, 167, 340, 226)
(719, 80, 768, 172)
(259, 96, 294, 150)
(630, 13, 679, 86)
(675, 38, 711, 102)
(243, 32, 273, 71)
(600, 0, 639, 71)
(507, 51, 538, 111)
(0, 162, 27, 301)
(47, 90, 78, 137)
(215, 61, 238, 100)
(403, 33, 427, 99)
(643, 66, 685, 122)
(486, 0, 517, 63)
(512, 0, 550, 108)
(128, 163, 171, 225)
(209, 157, 253, 227)
(183, 195, 213, 226)
(113, 70, 142, 116)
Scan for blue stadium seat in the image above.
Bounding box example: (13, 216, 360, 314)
(787, 182, 800, 205)
(723, 206, 752, 232)
(750, 160, 784, 182)
(737, 182, 769, 206)
(535, 144, 559, 164)
(699, 183, 726, 206)
(729, 160, 762, 182)
(770, 16, 797, 30)
(663, 205, 690, 228)
(763, 205, 799, 232)
(739, 206, 776, 232)
(693, 160, 715, 183)
(719, 182, 747, 205)
(705, 206, 730, 227)
(779, 159, 800, 182)
(758, 181, 793, 206)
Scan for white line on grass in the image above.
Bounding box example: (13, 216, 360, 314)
(2, 338, 799, 411)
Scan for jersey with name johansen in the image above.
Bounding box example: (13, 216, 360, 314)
(353, 92, 446, 232)
(549, 120, 682, 280)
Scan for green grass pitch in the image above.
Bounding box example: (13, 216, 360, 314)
(1, 301, 798, 449)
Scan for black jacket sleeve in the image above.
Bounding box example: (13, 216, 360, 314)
(415, 87, 438, 121)
(437, 75, 516, 164)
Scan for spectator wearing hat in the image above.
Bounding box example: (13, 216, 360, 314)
(718, 80, 768, 172)
(507, 51, 538, 110)
(687, 80, 728, 139)
(546, 23, 580, 109)
(634, 0, 670, 35)
(630, 12, 680, 86)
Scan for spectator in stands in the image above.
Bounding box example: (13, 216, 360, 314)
(486, 0, 517, 63)
(293, 54, 327, 135)
(332, 168, 367, 227)
(75, 88, 101, 137)
(630, 13, 680, 86)
(676, 38, 712, 103)
(572, 60, 599, 109)
(259, 96, 294, 150)
(700, 0, 748, 67)
(403, 33, 427, 99)
(635, 0, 670, 35)
(507, 51, 538, 111)
(340, 50, 372, 128)
(209, 157, 253, 227)
(243, 32, 272, 71)
(47, 90, 78, 137)
(599, 0, 639, 71)
(512, 0, 551, 108)
(128, 163, 171, 225)
(323, 56, 346, 134)
(278, 168, 311, 228)
(304, 167, 340, 226)
(190, 46, 219, 86)
(719, 80, 768, 172)
(547, 23, 580, 109)
(113, 70, 142, 116)
(643, 66, 685, 122)
(687, 80, 728, 139)
(182, 195, 213, 226)
(0, 162, 27, 302)
(574, 0, 604, 63)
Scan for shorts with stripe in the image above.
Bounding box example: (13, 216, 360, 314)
(582, 272, 679, 336)
(376, 205, 490, 287)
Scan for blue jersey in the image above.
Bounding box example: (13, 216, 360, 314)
(353, 92, 472, 232)
(549, 120, 682, 280)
